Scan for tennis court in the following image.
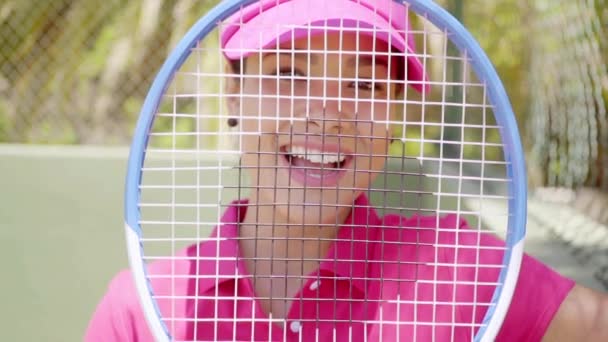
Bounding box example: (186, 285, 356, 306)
(1, 144, 604, 341)
(1, 145, 128, 341)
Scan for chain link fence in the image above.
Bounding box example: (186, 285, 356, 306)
(528, 0, 608, 189)
(0, 0, 219, 144)
(1, 0, 607, 188)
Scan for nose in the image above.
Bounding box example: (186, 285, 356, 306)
(305, 81, 352, 133)
(305, 106, 343, 134)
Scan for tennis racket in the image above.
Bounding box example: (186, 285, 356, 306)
(125, 0, 527, 341)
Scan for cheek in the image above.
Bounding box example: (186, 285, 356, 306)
(361, 100, 393, 119)
(365, 120, 392, 148)
(367, 125, 392, 170)
(349, 103, 393, 138)
(239, 134, 277, 174)
(239, 94, 285, 135)
(240, 137, 271, 184)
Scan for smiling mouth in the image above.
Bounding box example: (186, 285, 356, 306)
(281, 145, 350, 170)
(279, 144, 352, 186)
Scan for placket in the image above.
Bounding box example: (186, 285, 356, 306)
(282, 270, 373, 342)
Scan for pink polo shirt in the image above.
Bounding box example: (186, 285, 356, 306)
(86, 195, 574, 341)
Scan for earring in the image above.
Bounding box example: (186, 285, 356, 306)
(227, 118, 238, 127)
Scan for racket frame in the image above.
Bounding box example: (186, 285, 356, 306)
(124, 0, 527, 341)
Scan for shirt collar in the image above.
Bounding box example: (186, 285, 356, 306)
(190, 194, 383, 295)
(186, 201, 246, 293)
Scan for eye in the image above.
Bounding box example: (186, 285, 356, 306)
(274, 67, 305, 80)
(351, 80, 384, 92)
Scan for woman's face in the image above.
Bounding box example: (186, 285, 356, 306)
(226, 31, 401, 225)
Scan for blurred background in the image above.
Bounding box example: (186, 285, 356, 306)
(0, 0, 606, 341)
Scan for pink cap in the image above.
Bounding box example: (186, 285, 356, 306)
(220, 0, 428, 93)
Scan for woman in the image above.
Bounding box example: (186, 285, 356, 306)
(86, 1, 608, 341)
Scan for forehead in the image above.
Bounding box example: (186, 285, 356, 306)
(277, 31, 392, 53)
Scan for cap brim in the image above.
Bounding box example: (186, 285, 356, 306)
(221, 0, 429, 93)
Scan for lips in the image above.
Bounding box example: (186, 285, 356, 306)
(278, 143, 353, 187)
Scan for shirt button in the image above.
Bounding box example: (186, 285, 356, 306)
(290, 320, 302, 333)
(309, 280, 321, 291)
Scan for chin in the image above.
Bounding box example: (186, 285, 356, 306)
(273, 200, 352, 227)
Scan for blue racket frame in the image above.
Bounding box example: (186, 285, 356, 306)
(125, 0, 527, 340)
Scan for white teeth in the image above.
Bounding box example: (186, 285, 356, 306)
(289, 146, 346, 164)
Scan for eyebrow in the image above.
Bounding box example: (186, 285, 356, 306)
(261, 50, 389, 71)
(348, 55, 389, 70)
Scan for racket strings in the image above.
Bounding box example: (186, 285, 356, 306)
(137, 1, 511, 341)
